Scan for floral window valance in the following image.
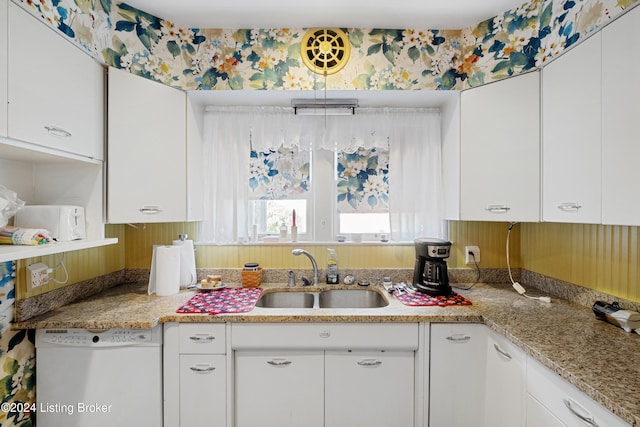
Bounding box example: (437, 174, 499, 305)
(337, 147, 389, 213)
(249, 146, 311, 200)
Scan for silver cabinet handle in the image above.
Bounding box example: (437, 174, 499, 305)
(139, 206, 163, 214)
(446, 334, 471, 343)
(190, 364, 216, 373)
(44, 125, 72, 138)
(357, 359, 383, 367)
(485, 204, 511, 213)
(267, 359, 292, 366)
(558, 202, 582, 211)
(493, 343, 512, 360)
(189, 335, 215, 342)
(563, 398, 599, 427)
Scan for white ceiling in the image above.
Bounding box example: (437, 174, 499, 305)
(122, 0, 527, 30)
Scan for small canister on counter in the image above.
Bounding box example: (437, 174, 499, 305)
(242, 262, 262, 288)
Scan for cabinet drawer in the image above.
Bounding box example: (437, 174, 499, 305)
(179, 324, 226, 354)
(180, 354, 226, 426)
(231, 323, 419, 350)
(527, 358, 629, 427)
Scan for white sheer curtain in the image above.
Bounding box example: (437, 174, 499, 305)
(387, 109, 444, 240)
(197, 106, 443, 243)
(198, 109, 251, 244)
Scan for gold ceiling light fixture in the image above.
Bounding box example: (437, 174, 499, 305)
(301, 28, 351, 75)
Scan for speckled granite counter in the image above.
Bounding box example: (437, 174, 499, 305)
(14, 281, 640, 426)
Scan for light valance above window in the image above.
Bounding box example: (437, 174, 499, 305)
(204, 106, 437, 152)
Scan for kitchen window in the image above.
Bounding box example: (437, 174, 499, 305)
(248, 146, 311, 237)
(197, 106, 444, 244)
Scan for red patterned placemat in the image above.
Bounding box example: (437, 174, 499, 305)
(176, 288, 263, 315)
(394, 290, 472, 307)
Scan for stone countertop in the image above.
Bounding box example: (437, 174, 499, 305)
(14, 282, 640, 426)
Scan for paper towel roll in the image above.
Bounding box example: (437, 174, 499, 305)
(150, 245, 181, 296)
(172, 239, 197, 288)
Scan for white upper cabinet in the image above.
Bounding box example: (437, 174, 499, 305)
(602, 6, 640, 226)
(0, 0, 7, 138)
(7, 2, 104, 160)
(542, 33, 602, 224)
(107, 67, 202, 224)
(460, 71, 541, 222)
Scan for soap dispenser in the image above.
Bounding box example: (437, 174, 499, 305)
(326, 248, 339, 284)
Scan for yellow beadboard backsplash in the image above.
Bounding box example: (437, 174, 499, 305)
(16, 224, 126, 299)
(124, 222, 198, 269)
(194, 244, 417, 269)
(14, 221, 640, 303)
(448, 221, 519, 269)
(521, 222, 640, 302)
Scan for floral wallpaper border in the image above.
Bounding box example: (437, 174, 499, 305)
(0, 261, 35, 427)
(13, 0, 640, 90)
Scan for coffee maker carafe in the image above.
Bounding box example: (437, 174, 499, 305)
(412, 238, 452, 296)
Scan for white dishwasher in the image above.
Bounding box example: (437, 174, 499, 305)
(35, 326, 162, 427)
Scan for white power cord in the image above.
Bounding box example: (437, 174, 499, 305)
(506, 222, 550, 303)
(47, 253, 69, 285)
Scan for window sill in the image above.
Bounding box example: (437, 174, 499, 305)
(195, 241, 414, 247)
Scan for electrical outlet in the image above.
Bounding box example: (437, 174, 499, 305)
(27, 262, 49, 290)
(465, 246, 480, 265)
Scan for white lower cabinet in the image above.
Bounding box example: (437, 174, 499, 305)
(235, 350, 324, 427)
(485, 329, 526, 427)
(325, 350, 414, 427)
(526, 394, 565, 427)
(526, 357, 629, 427)
(232, 323, 419, 427)
(430, 324, 526, 427)
(163, 323, 227, 427)
(163, 322, 628, 427)
(179, 354, 227, 426)
(429, 323, 488, 427)
(235, 349, 414, 427)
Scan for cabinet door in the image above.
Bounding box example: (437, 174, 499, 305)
(602, 6, 640, 226)
(527, 394, 566, 427)
(0, 0, 7, 138)
(460, 71, 540, 222)
(180, 354, 226, 427)
(325, 350, 414, 427)
(527, 357, 629, 427)
(542, 34, 602, 223)
(429, 323, 487, 427)
(7, 3, 103, 160)
(485, 330, 526, 427)
(107, 67, 187, 223)
(235, 350, 324, 427)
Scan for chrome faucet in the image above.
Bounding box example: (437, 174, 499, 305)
(291, 249, 319, 286)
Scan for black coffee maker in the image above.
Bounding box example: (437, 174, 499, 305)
(412, 237, 452, 296)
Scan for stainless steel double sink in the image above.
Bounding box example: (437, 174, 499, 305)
(256, 288, 388, 309)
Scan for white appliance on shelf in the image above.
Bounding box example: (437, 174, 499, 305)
(35, 326, 162, 427)
(14, 205, 86, 241)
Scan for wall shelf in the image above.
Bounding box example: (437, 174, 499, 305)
(0, 238, 118, 263)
